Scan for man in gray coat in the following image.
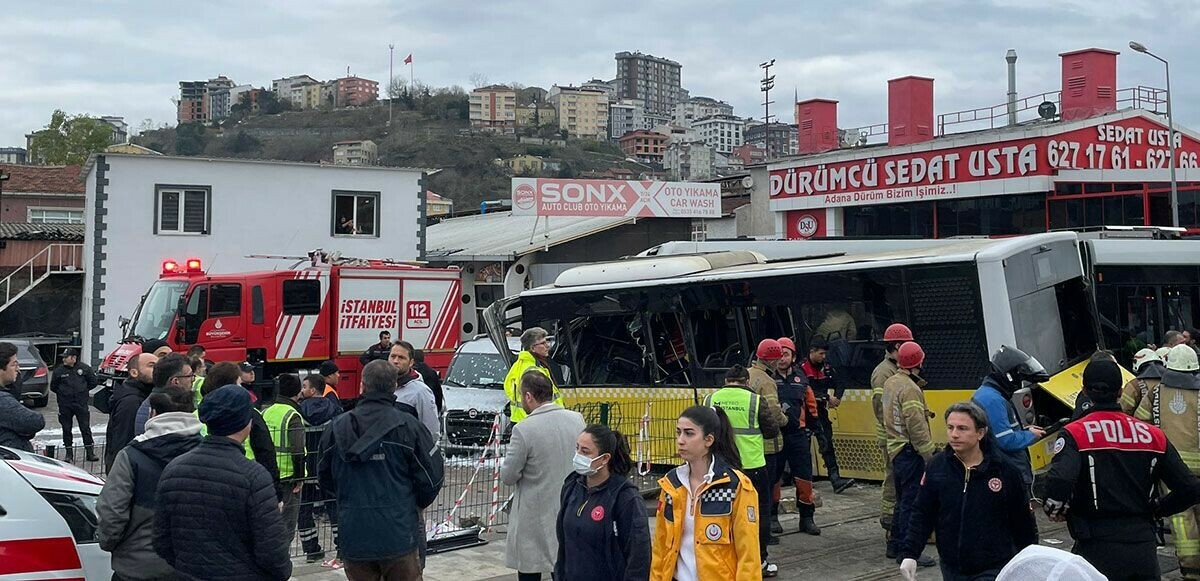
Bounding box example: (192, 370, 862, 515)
(500, 369, 585, 580)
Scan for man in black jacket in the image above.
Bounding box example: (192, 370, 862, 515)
(105, 353, 156, 472)
(52, 348, 99, 462)
(154, 385, 291, 580)
(318, 359, 444, 578)
(360, 331, 392, 365)
(1044, 359, 1200, 581)
(0, 342, 44, 452)
(412, 349, 443, 414)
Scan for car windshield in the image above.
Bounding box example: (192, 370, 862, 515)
(131, 280, 189, 340)
(445, 352, 510, 389)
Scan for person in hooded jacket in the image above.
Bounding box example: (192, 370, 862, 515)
(298, 373, 342, 567)
(318, 360, 445, 580)
(0, 342, 45, 453)
(389, 340, 440, 439)
(897, 401, 1038, 581)
(555, 424, 650, 581)
(97, 383, 200, 581)
(105, 353, 156, 472)
(971, 345, 1049, 493)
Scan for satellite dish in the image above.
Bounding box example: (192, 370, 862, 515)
(1038, 101, 1057, 120)
(741, 176, 754, 189)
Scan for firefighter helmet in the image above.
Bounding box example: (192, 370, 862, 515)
(897, 341, 925, 369)
(756, 339, 783, 361)
(1166, 344, 1200, 373)
(883, 323, 914, 342)
(1132, 348, 1163, 372)
(1157, 346, 1172, 361)
(777, 337, 797, 354)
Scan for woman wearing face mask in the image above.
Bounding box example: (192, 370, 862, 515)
(651, 405, 761, 581)
(554, 424, 651, 581)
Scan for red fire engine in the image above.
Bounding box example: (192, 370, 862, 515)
(99, 251, 461, 400)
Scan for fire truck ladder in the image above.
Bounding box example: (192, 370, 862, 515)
(0, 243, 84, 314)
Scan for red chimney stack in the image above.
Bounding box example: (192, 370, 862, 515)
(1059, 48, 1118, 121)
(796, 98, 839, 154)
(888, 76, 935, 146)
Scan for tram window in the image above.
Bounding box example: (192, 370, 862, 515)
(691, 309, 744, 369)
(1109, 285, 1159, 365)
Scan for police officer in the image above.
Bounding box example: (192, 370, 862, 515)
(882, 341, 936, 568)
(871, 323, 913, 534)
(1135, 344, 1200, 579)
(51, 348, 99, 462)
(1123, 347, 1165, 417)
(972, 345, 1049, 493)
(1044, 358, 1200, 581)
(775, 337, 821, 536)
(705, 364, 782, 577)
(802, 337, 855, 493)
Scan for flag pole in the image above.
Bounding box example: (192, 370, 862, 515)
(388, 44, 394, 126)
(409, 56, 414, 92)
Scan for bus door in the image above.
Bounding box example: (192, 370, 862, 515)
(1163, 285, 1197, 335)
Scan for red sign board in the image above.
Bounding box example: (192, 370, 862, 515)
(511, 178, 722, 218)
(769, 113, 1200, 210)
(785, 210, 826, 239)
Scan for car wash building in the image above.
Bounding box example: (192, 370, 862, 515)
(769, 48, 1200, 239)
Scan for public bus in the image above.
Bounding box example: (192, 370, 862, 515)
(483, 232, 1099, 480)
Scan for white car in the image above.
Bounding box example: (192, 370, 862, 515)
(0, 446, 110, 580)
(442, 337, 520, 451)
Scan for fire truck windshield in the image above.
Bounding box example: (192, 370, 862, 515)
(131, 280, 189, 340)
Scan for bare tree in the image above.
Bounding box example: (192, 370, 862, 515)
(469, 73, 490, 89)
(388, 76, 407, 99)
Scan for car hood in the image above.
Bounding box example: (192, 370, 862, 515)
(2, 447, 104, 494)
(443, 386, 509, 413)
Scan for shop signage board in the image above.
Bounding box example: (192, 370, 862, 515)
(769, 113, 1200, 211)
(511, 177, 721, 218)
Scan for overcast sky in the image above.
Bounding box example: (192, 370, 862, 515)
(4, 0, 1199, 148)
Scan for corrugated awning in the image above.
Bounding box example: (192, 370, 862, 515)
(425, 212, 635, 262)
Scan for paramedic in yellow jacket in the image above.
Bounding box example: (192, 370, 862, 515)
(651, 405, 762, 581)
(504, 327, 563, 423)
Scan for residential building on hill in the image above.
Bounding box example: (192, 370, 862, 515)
(745, 122, 799, 158)
(618, 130, 667, 164)
(664, 141, 715, 181)
(674, 96, 734, 128)
(609, 99, 646, 140)
(332, 140, 378, 165)
(336, 76, 379, 107)
(470, 85, 518, 133)
(614, 51, 684, 118)
(548, 86, 608, 140)
(693, 114, 746, 155)
(0, 148, 28, 165)
(515, 102, 556, 128)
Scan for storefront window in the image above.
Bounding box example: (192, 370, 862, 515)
(1049, 194, 1147, 229)
(1150, 192, 1173, 226)
(936, 194, 1044, 237)
(1178, 189, 1200, 227)
(843, 202, 933, 237)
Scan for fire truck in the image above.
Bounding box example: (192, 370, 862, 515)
(98, 251, 462, 401)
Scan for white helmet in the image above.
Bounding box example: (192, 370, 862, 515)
(997, 545, 1106, 581)
(1157, 346, 1172, 362)
(1166, 344, 1200, 373)
(1132, 348, 1163, 372)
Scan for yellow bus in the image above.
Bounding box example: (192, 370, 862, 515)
(483, 232, 1102, 480)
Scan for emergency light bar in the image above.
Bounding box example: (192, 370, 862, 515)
(186, 258, 202, 272)
(161, 258, 202, 274)
(162, 260, 178, 273)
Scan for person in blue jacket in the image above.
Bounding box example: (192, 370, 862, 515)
(971, 345, 1048, 490)
(555, 423, 651, 581)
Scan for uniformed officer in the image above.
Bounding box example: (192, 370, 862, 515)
(705, 364, 782, 577)
(871, 323, 913, 534)
(775, 337, 821, 536)
(1044, 358, 1200, 581)
(882, 341, 936, 568)
(51, 348, 99, 462)
(802, 337, 855, 493)
(1135, 344, 1200, 579)
(1123, 347, 1165, 417)
(263, 373, 307, 544)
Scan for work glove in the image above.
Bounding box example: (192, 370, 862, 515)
(899, 558, 918, 581)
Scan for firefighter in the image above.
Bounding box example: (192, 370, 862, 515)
(503, 327, 563, 424)
(882, 341, 936, 568)
(775, 337, 821, 536)
(972, 345, 1049, 493)
(1044, 358, 1200, 581)
(749, 339, 790, 527)
(51, 348, 99, 462)
(705, 365, 781, 576)
(1136, 344, 1200, 579)
(871, 323, 913, 534)
(802, 337, 855, 493)
(1122, 348, 1164, 417)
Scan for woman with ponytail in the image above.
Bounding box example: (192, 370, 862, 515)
(650, 405, 762, 581)
(554, 424, 650, 581)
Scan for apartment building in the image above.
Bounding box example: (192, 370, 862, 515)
(469, 85, 518, 133)
(618, 130, 667, 163)
(614, 51, 684, 117)
(609, 99, 646, 140)
(332, 140, 378, 165)
(336, 76, 379, 107)
(548, 86, 608, 140)
(674, 96, 734, 127)
(692, 114, 746, 155)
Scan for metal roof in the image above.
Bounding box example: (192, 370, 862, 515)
(0, 223, 84, 241)
(425, 211, 636, 262)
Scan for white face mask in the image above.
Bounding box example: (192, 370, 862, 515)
(573, 452, 605, 476)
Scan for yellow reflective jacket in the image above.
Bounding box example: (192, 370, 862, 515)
(650, 458, 762, 581)
(883, 371, 935, 461)
(503, 350, 563, 423)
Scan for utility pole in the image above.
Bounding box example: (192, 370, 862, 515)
(760, 60, 776, 159)
(389, 44, 394, 126)
(0, 169, 8, 225)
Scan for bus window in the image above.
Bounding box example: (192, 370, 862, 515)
(745, 305, 796, 341)
(796, 270, 906, 389)
(1012, 279, 1098, 375)
(648, 312, 690, 385)
(690, 309, 743, 369)
(1164, 286, 1197, 336)
(569, 314, 648, 385)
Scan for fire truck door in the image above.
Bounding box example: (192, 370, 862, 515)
(191, 283, 245, 361)
(275, 273, 330, 361)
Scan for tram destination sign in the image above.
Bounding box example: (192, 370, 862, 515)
(511, 178, 722, 218)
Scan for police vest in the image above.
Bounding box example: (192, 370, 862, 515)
(705, 387, 765, 470)
(262, 402, 301, 479)
(196, 410, 258, 460)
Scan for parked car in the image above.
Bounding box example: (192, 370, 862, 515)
(0, 338, 51, 407)
(0, 446, 111, 579)
(442, 336, 520, 452)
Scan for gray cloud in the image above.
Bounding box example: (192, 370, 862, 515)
(4, 0, 1199, 146)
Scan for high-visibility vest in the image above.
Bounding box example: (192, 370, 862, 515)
(262, 402, 301, 479)
(196, 410, 258, 460)
(705, 387, 765, 470)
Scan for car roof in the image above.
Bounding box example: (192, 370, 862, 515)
(458, 336, 521, 354)
(1, 447, 104, 494)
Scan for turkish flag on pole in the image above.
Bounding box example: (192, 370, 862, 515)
(404, 54, 412, 65)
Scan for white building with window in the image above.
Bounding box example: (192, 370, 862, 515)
(692, 114, 745, 155)
(81, 153, 429, 362)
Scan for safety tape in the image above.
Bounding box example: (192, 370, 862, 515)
(430, 415, 502, 537)
(637, 401, 652, 476)
(485, 419, 505, 534)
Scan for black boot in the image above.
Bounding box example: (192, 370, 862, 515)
(828, 469, 856, 494)
(85, 446, 99, 462)
(800, 516, 821, 535)
(64, 447, 74, 463)
(770, 514, 783, 535)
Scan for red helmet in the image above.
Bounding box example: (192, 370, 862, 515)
(883, 323, 914, 342)
(777, 337, 797, 354)
(897, 341, 925, 369)
(756, 338, 783, 361)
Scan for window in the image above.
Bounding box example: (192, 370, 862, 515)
(252, 285, 264, 324)
(156, 186, 210, 235)
(208, 284, 242, 317)
(331, 191, 380, 237)
(39, 491, 99, 543)
(282, 279, 321, 315)
(28, 208, 84, 224)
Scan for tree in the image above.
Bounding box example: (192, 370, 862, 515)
(28, 110, 114, 165)
(175, 122, 207, 156)
(258, 91, 292, 115)
(388, 75, 408, 100)
(469, 73, 490, 89)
